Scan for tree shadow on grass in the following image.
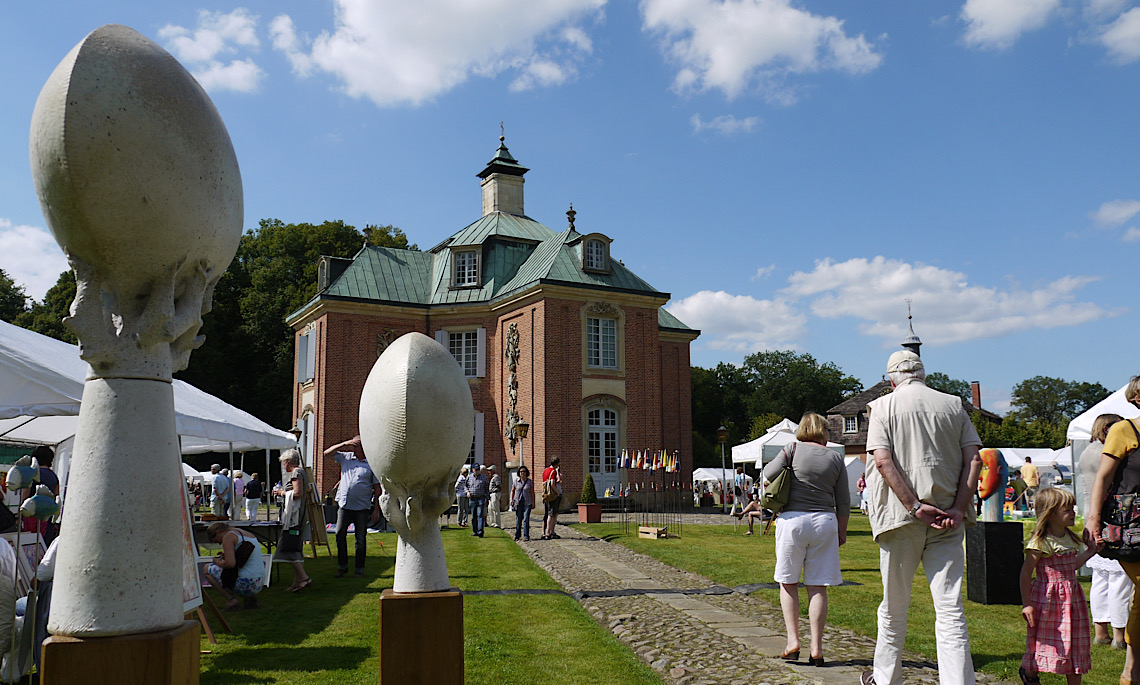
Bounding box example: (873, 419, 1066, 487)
(204, 645, 372, 684)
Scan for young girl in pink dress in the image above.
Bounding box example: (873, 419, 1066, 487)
(1019, 488, 1101, 685)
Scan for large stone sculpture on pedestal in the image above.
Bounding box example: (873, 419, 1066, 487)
(29, 22, 241, 651)
(359, 332, 474, 592)
(359, 332, 473, 684)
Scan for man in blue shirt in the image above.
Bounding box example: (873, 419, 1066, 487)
(324, 436, 381, 578)
(210, 464, 231, 518)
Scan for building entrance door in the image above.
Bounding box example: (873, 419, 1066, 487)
(587, 408, 619, 497)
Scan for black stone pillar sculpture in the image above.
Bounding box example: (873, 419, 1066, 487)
(966, 521, 1024, 605)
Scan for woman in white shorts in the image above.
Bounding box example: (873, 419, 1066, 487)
(761, 412, 849, 667)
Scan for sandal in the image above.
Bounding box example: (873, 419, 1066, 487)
(779, 648, 799, 661)
(222, 599, 242, 612)
(1019, 666, 1040, 685)
(290, 578, 313, 593)
(808, 656, 824, 667)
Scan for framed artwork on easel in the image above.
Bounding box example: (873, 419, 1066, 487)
(0, 531, 43, 596)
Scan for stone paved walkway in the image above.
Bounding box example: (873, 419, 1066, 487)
(508, 515, 1015, 685)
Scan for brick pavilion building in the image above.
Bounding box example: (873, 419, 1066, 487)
(286, 138, 699, 502)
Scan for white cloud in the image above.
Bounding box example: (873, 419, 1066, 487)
(159, 9, 265, 93)
(753, 264, 776, 280)
(511, 59, 574, 91)
(783, 256, 1110, 345)
(960, 0, 1060, 50)
(1086, 0, 1128, 21)
(0, 220, 69, 302)
(1098, 7, 1140, 63)
(1123, 227, 1140, 242)
(1091, 198, 1140, 226)
(666, 290, 806, 353)
(272, 0, 604, 107)
(640, 0, 882, 102)
(690, 113, 760, 135)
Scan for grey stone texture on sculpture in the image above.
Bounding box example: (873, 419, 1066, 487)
(30, 24, 242, 381)
(30, 25, 243, 637)
(359, 332, 474, 593)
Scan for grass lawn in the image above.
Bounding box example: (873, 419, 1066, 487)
(199, 525, 661, 684)
(575, 516, 1127, 685)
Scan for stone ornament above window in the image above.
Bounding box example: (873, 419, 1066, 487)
(375, 329, 398, 358)
(585, 301, 619, 317)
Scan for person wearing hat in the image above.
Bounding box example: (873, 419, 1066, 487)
(486, 465, 502, 529)
(859, 350, 983, 685)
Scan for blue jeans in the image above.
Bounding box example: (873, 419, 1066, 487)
(470, 497, 486, 535)
(515, 504, 532, 540)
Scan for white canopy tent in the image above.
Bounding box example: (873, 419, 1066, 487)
(731, 419, 844, 467)
(1068, 384, 1140, 443)
(692, 468, 752, 487)
(0, 320, 296, 497)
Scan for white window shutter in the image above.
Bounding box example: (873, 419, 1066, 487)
(476, 328, 486, 378)
(305, 331, 317, 382)
(434, 330, 446, 347)
(297, 333, 308, 382)
(473, 412, 484, 464)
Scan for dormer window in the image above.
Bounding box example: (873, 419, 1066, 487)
(585, 239, 606, 271)
(452, 249, 480, 287)
(844, 416, 857, 434)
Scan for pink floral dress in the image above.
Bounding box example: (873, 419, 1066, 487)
(1021, 534, 1091, 675)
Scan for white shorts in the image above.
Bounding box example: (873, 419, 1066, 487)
(773, 510, 842, 586)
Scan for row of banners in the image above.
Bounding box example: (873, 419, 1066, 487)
(618, 449, 681, 472)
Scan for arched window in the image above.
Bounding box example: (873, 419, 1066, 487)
(587, 408, 619, 476)
(584, 239, 606, 270)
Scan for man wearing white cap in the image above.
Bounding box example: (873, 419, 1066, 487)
(860, 350, 983, 685)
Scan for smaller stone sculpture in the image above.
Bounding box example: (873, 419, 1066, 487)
(21, 485, 60, 521)
(977, 447, 1009, 522)
(6, 456, 40, 492)
(359, 332, 474, 592)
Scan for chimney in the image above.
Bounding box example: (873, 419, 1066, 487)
(970, 381, 981, 409)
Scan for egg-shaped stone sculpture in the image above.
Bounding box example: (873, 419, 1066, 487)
(359, 332, 473, 592)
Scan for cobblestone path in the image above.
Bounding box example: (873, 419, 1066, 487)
(509, 516, 1014, 685)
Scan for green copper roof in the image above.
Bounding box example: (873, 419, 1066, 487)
(434, 212, 550, 249)
(321, 246, 434, 304)
(476, 139, 529, 179)
(658, 307, 696, 332)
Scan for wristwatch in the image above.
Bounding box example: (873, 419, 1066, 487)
(909, 500, 923, 516)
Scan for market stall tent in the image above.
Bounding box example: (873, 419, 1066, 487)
(0, 320, 296, 496)
(730, 419, 844, 466)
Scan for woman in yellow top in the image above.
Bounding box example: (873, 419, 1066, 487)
(1085, 374, 1140, 685)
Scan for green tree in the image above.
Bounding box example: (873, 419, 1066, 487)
(925, 372, 970, 401)
(0, 269, 28, 322)
(1009, 376, 1110, 424)
(971, 412, 1069, 449)
(176, 219, 416, 428)
(13, 271, 77, 344)
(748, 412, 787, 440)
(739, 350, 862, 420)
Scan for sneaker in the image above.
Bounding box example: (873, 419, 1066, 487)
(551, 534, 561, 539)
(354, 570, 365, 577)
(334, 569, 347, 578)
(860, 670, 876, 685)
(523, 537, 530, 541)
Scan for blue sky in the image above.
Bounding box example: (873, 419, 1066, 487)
(1, 1, 1137, 415)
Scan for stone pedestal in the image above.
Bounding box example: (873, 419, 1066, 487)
(378, 588, 463, 684)
(41, 620, 199, 684)
(966, 521, 1024, 605)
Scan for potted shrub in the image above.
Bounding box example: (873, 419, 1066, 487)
(578, 473, 602, 523)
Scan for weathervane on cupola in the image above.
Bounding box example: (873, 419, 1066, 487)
(901, 298, 922, 357)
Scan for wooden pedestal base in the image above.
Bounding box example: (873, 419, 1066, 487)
(378, 587, 463, 684)
(41, 620, 199, 685)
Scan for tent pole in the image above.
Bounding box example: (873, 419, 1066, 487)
(265, 449, 271, 523)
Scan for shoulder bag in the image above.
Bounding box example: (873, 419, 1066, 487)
(1100, 420, 1140, 562)
(220, 537, 257, 589)
(760, 443, 796, 514)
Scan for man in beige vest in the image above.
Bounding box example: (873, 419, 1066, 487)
(860, 351, 983, 685)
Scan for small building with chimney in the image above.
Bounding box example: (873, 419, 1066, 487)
(285, 138, 699, 501)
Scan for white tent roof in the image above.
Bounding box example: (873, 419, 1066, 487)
(0, 320, 296, 454)
(996, 446, 1072, 470)
(731, 419, 843, 466)
(182, 462, 204, 481)
(1068, 384, 1140, 442)
(692, 468, 752, 485)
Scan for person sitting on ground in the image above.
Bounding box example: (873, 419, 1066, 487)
(203, 521, 265, 610)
